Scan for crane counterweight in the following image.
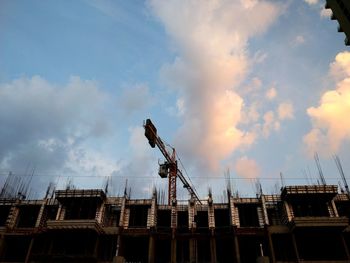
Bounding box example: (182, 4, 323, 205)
(144, 119, 157, 148)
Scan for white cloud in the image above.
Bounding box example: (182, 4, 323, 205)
(278, 102, 294, 120)
(128, 126, 151, 161)
(304, 51, 350, 156)
(111, 126, 159, 198)
(66, 147, 120, 177)
(119, 83, 153, 115)
(239, 77, 263, 96)
(293, 35, 305, 46)
(304, 0, 319, 5)
(234, 156, 260, 178)
(0, 76, 116, 177)
(330, 52, 350, 81)
(241, 103, 260, 124)
(265, 87, 277, 100)
(263, 111, 280, 137)
(176, 98, 186, 116)
(320, 8, 332, 19)
(252, 78, 262, 90)
(253, 50, 268, 64)
(149, 0, 281, 173)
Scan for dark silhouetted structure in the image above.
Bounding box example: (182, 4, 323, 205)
(326, 0, 350, 45)
(1, 184, 350, 262)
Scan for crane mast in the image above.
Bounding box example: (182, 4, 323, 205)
(144, 119, 201, 205)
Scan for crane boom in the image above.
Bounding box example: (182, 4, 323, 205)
(144, 119, 201, 205)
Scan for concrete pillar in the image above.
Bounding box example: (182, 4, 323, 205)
(148, 235, 155, 263)
(234, 234, 241, 263)
(47, 238, 54, 255)
(210, 236, 217, 263)
(93, 236, 99, 258)
(24, 237, 35, 263)
(113, 256, 126, 263)
(331, 200, 339, 217)
(341, 234, 350, 260)
(96, 202, 105, 223)
(256, 256, 269, 263)
(35, 199, 47, 228)
(7, 206, 19, 229)
(171, 237, 177, 263)
(115, 235, 122, 257)
(55, 204, 62, 220)
(261, 195, 269, 225)
(189, 238, 197, 263)
(267, 230, 276, 263)
(56, 204, 66, 220)
(291, 233, 300, 262)
(0, 234, 5, 259)
(119, 197, 126, 227)
(284, 201, 293, 222)
(113, 235, 125, 263)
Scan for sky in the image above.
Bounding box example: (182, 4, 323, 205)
(0, 0, 349, 200)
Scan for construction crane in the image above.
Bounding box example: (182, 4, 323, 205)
(144, 119, 201, 205)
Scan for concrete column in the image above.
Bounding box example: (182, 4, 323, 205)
(55, 204, 62, 220)
(210, 236, 217, 263)
(171, 237, 177, 263)
(267, 230, 276, 263)
(7, 206, 19, 229)
(148, 235, 155, 263)
(56, 204, 66, 220)
(291, 233, 300, 262)
(35, 199, 47, 227)
(115, 235, 122, 257)
(113, 256, 126, 263)
(234, 234, 241, 263)
(341, 234, 350, 260)
(119, 197, 126, 227)
(47, 238, 54, 256)
(0, 234, 5, 259)
(331, 200, 339, 217)
(284, 201, 293, 222)
(113, 235, 126, 263)
(96, 202, 105, 223)
(24, 237, 35, 263)
(93, 236, 99, 258)
(261, 195, 269, 225)
(256, 256, 269, 263)
(189, 238, 197, 263)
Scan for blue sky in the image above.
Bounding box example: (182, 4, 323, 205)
(0, 0, 349, 200)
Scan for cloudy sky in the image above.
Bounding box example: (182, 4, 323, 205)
(0, 0, 349, 199)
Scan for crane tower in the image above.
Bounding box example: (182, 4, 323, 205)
(144, 119, 201, 205)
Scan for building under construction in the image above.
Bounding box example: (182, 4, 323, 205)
(1, 184, 350, 262)
(1, 120, 350, 262)
(326, 0, 350, 45)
